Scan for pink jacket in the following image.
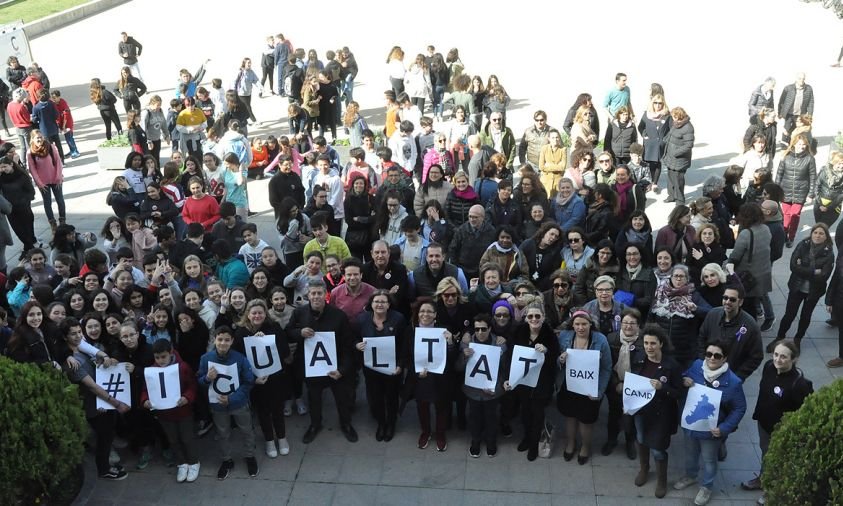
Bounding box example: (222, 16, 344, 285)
(27, 144, 63, 187)
(422, 149, 455, 183)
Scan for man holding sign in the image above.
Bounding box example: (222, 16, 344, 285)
(140, 339, 200, 483)
(674, 339, 747, 506)
(287, 280, 358, 444)
(197, 326, 258, 481)
(501, 304, 559, 462)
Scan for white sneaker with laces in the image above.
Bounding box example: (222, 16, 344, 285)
(674, 476, 697, 490)
(265, 440, 278, 458)
(278, 437, 290, 456)
(694, 486, 712, 505)
(176, 464, 189, 483)
(186, 462, 200, 483)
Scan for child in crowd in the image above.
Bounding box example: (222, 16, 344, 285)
(238, 223, 269, 273)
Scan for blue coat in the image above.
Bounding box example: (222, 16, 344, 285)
(197, 348, 255, 412)
(682, 359, 747, 440)
(550, 194, 586, 233)
(558, 330, 613, 396)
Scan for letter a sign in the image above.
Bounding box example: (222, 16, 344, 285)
(244, 335, 283, 376)
(143, 364, 181, 410)
(414, 327, 447, 374)
(304, 332, 338, 377)
(464, 342, 501, 391)
(362, 336, 396, 375)
(208, 362, 240, 404)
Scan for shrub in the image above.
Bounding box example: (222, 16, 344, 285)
(99, 134, 131, 148)
(762, 378, 843, 505)
(0, 357, 86, 504)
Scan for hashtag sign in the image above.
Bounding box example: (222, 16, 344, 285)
(96, 363, 132, 410)
(103, 373, 126, 397)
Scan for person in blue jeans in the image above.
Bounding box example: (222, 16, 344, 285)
(674, 338, 747, 506)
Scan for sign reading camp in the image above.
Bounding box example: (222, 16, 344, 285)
(304, 332, 338, 378)
(622, 372, 656, 415)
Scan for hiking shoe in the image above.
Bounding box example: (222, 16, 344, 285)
(100, 467, 128, 481)
(674, 476, 697, 490)
(246, 457, 259, 477)
(217, 459, 234, 480)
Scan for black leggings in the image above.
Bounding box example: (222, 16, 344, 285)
(777, 290, 821, 341)
(89, 411, 116, 475)
(261, 63, 274, 92)
(123, 97, 140, 113)
(7, 205, 36, 252)
(0, 99, 8, 132)
(252, 374, 286, 441)
(100, 107, 122, 140)
(647, 161, 662, 187)
(240, 94, 256, 122)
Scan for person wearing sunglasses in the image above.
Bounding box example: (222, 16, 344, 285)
(541, 270, 574, 331)
(561, 227, 594, 285)
(478, 112, 516, 168)
(457, 313, 507, 458)
(604, 308, 645, 461)
(675, 338, 747, 506)
(433, 276, 474, 430)
(637, 94, 671, 194)
(698, 285, 763, 383)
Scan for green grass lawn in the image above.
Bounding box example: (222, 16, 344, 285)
(0, 0, 90, 25)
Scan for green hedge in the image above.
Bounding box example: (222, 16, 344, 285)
(762, 378, 843, 505)
(0, 357, 86, 504)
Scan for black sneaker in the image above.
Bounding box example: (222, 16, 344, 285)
(469, 442, 481, 458)
(217, 459, 234, 480)
(500, 423, 513, 438)
(760, 318, 776, 332)
(245, 457, 259, 477)
(197, 419, 214, 438)
(487, 445, 498, 458)
(100, 467, 128, 481)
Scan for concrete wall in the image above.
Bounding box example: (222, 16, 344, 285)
(23, 0, 130, 39)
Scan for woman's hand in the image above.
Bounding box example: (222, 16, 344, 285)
(124, 363, 135, 374)
(463, 347, 474, 357)
(682, 377, 694, 388)
(503, 380, 512, 391)
(255, 376, 268, 385)
(355, 341, 366, 352)
(691, 248, 703, 260)
(558, 351, 568, 365)
(710, 427, 722, 438)
(419, 368, 428, 378)
(535, 343, 547, 354)
(443, 331, 453, 345)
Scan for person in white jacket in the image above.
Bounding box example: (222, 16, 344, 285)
(388, 120, 417, 175)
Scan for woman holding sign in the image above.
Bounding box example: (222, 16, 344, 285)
(557, 310, 612, 465)
(435, 277, 474, 430)
(674, 339, 747, 506)
(234, 300, 291, 459)
(355, 290, 408, 442)
(502, 302, 560, 461)
(624, 324, 682, 498)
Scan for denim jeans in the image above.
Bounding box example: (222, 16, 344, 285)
(683, 431, 720, 488)
(432, 85, 446, 117)
(343, 75, 354, 106)
(40, 183, 66, 222)
(63, 130, 79, 154)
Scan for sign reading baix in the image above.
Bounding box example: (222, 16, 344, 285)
(565, 349, 600, 397)
(304, 332, 338, 377)
(362, 336, 396, 375)
(414, 327, 448, 374)
(244, 334, 283, 376)
(96, 362, 132, 410)
(143, 363, 181, 410)
(508, 345, 545, 388)
(464, 342, 501, 391)
(622, 372, 656, 415)
(207, 362, 240, 404)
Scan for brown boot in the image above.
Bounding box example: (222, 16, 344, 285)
(49, 220, 57, 234)
(655, 456, 668, 498)
(635, 443, 650, 486)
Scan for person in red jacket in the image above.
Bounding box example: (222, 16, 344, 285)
(182, 176, 220, 232)
(26, 130, 65, 232)
(7, 88, 32, 162)
(21, 68, 43, 105)
(140, 339, 201, 483)
(49, 90, 80, 158)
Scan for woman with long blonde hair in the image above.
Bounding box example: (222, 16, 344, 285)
(342, 101, 368, 148)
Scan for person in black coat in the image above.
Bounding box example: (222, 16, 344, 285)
(615, 243, 656, 319)
(268, 159, 305, 222)
(772, 223, 834, 347)
(687, 224, 728, 286)
(519, 222, 563, 291)
(625, 325, 682, 498)
(502, 303, 560, 461)
(362, 241, 409, 317)
(139, 183, 179, 230)
(563, 93, 600, 139)
(604, 308, 644, 460)
(343, 175, 375, 260)
(0, 153, 37, 254)
(612, 166, 646, 227)
(583, 184, 616, 246)
(286, 281, 357, 443)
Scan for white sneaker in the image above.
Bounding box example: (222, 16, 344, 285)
(109, 448, 121, 466)
(283, 399, 293, 416)
(176, 464, 189, 483)
(278, 437, 290, 456)
(296, 398, 308, 415)
(186, 463, 200, 483)
(694, 486, 712, 505)
(674, 476, 697, 490)
(265, 440, 278, 458)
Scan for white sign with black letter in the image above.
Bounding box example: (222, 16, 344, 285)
(304, 332, 338, 377)
(464, 343, 501, 391)
(508, 345, 545, 388)
(414, 327, 447, 374)
(622, 372, 656, 415)
(244, 334, 283, 376)
(143, 364, 181, 410)
(565, 349, 601, 397)
(96, 363, 132, 410)
(363, 336, 396, 375)
(207, 361, 240, 404)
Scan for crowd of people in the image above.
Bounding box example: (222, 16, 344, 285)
(0, 35, 837, 506)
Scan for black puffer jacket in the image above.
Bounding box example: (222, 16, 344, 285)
(661, 118, 694, 172)
(815, 167, 843, 211)
(786, 238, 834, 296)
(775, 150, 816, 203)
(444, 189, 479, 228)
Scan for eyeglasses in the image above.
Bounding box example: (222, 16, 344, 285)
(568, 237, 581, 243)
(442, 292, 458, 299)
(672, 274, 687, 279)
(474, 326, 489, 332)
(595, 288, 613, 293)
(553, 282, 569, 289)
(437, 139, 446, 143)
(722, 295, 739, 302)
(598, 159, 611, 164)
(525, 314, 542, 320)
(705, 351, 725, 360)
(491, 118, 502, 122)
(494, 313, 510, 319)
(516, 291, 530, 296)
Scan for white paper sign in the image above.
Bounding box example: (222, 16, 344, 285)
(622, 372, 657, 415)
(363, 336, 396, 375)
(681, 384, 723, 431)
(143, 363, 181, 410)
(414, 327, 448, 375)
(304, 332, 338, 377)
(464, 343, 502, 391)
(207, 361, 240, 404)
(96, 363, 132, 410)
(508, 345, 545, 388)
(565, 349, 601, 397)
(244, 335, 283, 376)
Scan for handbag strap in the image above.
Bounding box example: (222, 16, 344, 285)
(747, 229, 753, 263)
